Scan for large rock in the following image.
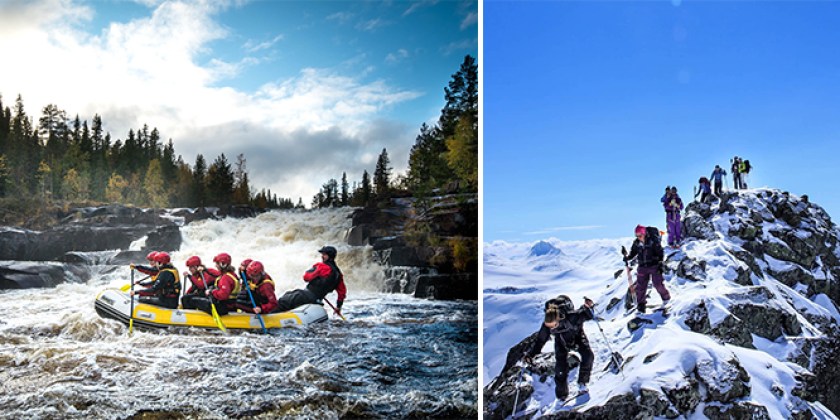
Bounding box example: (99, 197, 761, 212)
(0, 262, 89, 289)
(414, 273, 477, 300)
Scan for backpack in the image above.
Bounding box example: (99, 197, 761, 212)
(645, 226, 661, 245)
(743, 160, 751, 173)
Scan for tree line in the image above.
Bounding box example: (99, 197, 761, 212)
(311, 54, 478, 209)
(0, 96, 297, 209)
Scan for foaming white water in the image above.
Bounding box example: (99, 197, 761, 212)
(176, 208, 384, 292)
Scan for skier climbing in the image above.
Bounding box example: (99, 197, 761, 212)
(624, 225, 671, 313)
(522, 296, 595, 409)
(710, 165, 727, 197)
(696, 177, 712, 204)
(662, 187, 683, 247)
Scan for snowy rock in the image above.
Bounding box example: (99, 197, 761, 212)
(703, 402, 770, 419)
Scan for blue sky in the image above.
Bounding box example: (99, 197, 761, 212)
(484, 1, 840, 242)
(0, 0, 476, 202)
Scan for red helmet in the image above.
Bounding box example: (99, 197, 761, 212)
(146, 251, 158, 261)
(240, 258, 253, 269)
(246, 261, 264, 279)
(186, 256, 202, 267)
(213, 253, 232, 266)
(153, 252, 171, 265)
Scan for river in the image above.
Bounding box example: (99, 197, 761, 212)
(0, 209, 477, 418)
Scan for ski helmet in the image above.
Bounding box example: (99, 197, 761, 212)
(246, 261, 264, 279)
(153, 252, 171, 265)
(240, 259, 253, 269)
(146, 251, 158, 261)
(318, 246, 337, 260)
(213, 253, 232, 266)
(186, 256, 201, 267)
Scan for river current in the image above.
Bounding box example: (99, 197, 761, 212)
(0, 209, 477, 419)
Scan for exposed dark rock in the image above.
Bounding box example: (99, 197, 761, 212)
(414, 273, 477, 300)
(142, 225, 182, 252)
(0, 262, 89, 289)
(665, 378, 701, 413)
(810, 327, 840, 415)
(703, 402, 770, 420)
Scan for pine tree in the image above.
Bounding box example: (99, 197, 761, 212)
(0, 155, 10, 197)
(360, 170, 372, 206)
(206, 153, 234, 206)
(373, 148, 391, 202)
(232, 153, 251, 204)
(193, 154, 207, 206)
(341, 172, 349, 206)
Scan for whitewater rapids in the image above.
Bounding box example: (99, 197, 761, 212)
(0, 208, 477, 418)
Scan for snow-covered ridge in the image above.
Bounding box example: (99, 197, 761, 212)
(484, 188, 840, 419)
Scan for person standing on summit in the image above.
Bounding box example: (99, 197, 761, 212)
(624, 225, 670, 313)
(662, 187, 683, 248)
(710, 165, 727, 197)
(731, 156, 742, 190)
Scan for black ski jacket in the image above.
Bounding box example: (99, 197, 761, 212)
(528, 306, 594, 356)
(626, 236, 664, 268)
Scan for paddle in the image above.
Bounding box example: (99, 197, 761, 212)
(240, 270, 267, 334)
(121, 275, 150, 291)
(323, 297, 346, 321)
(206, 290, 228, 334)
(128, 268, 135, 335)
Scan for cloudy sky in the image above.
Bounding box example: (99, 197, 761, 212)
(0, 0, 477, 202)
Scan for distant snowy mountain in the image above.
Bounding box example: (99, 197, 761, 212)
(484, 189, 840, 419)
(529, 241, 564, 257)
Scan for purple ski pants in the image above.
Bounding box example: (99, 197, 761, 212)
(666, 212, 682, 246)
(636, 265, 671, 309)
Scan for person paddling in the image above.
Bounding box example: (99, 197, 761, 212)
(274, 246, 347, 313)
(522, 296, 595, 409)
(237, 261, 278, 314)
(181, 256, 218, 310)
(130, 252, 180, 309)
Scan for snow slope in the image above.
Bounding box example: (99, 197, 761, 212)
(484, 189, 840, 419)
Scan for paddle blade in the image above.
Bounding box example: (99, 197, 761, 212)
(121, 283, 131, 292)
(210, 304, 228, 333)
(128, 319, 134, 335)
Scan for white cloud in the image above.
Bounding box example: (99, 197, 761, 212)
(460, 11, 477, 30)
(0, 0, 422, 203)
(403, 0, 438, 17)
(326, 11, 354, 23)
(385, 48, 409, 64)
(441, 38, 476, 56)
(524, 226, 605, 235)
(243, 33, 284, 53)
(355, 18, 389, 32)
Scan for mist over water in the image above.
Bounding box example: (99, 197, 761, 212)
(0, 209, 477, 418)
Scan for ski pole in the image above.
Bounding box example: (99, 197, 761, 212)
(511, 362, 526, 418)
(584, 298, 625, 379)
